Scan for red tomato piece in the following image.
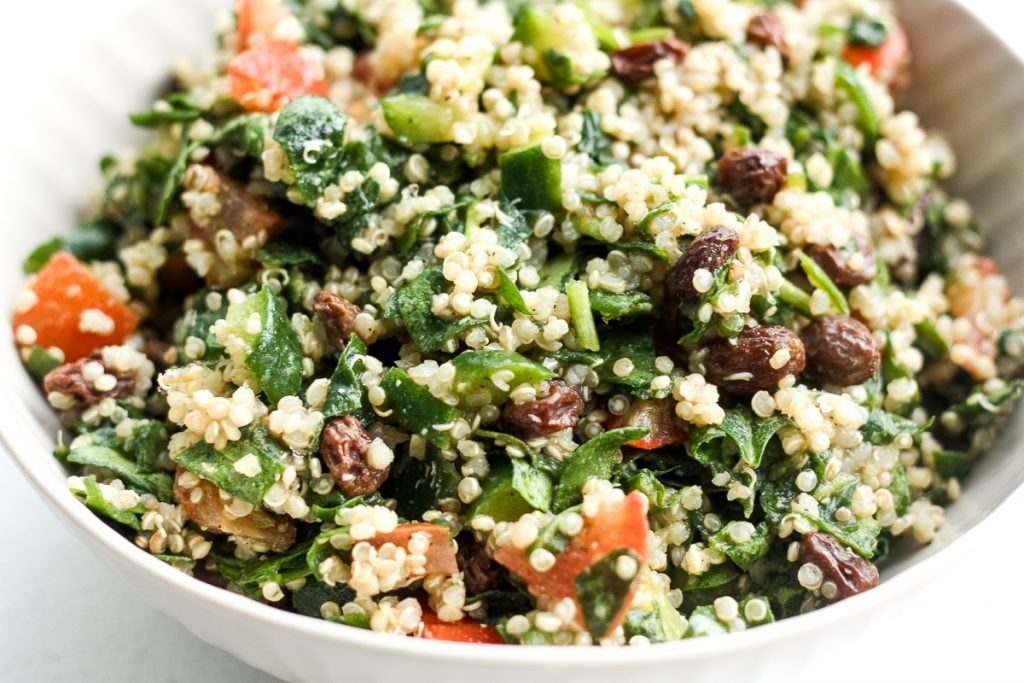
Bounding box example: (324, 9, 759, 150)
(235, 0, 294, 52)
(420, 609, 506, 644)
(606, 398, 687, 450)
(843, 23, 909, 87)
(367, 523, 459, 575)
(493, 491, 649, 637)
(13, 252, 138, 362)
(228, 41, 328, 113)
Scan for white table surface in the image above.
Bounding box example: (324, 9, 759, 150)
(2, 2, 1023, 682)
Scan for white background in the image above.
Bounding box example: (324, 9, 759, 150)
(1, 2, 1022, 682)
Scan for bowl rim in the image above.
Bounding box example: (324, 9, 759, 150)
(0, 0, 1016, 669)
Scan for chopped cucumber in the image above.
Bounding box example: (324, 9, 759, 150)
(499, 143, 563, 212)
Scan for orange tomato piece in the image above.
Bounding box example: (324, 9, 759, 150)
(606, 398, 687, 450)
(13, 252, 138, 362)
(843, 23, 909, 87)
(228, 41, 328, 113)
(367, 523, 459, 575)
(420, 609, 506, 644)
(493, 491, 649, 637)
(235, 0, 294, 52)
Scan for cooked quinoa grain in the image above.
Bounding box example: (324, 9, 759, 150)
(14, 0, 1024, 647)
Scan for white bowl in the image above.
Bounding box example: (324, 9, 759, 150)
(2, 2, 1024, 682)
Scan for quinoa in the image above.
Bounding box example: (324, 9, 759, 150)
(12, 0, 1024, 647)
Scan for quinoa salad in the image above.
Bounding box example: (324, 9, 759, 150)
(11, 0, 1024, 647)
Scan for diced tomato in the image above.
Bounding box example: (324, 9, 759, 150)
(843, 23, 909, 87)
(493, 491, 649, 637)
(606, 398, 687, 450)
(12, 252, 138, 362)
(368, 523, 459, 575)
(420, 609, 506, 644)
(235, 0, 295, 52)
(228, 41, 328, 113)
(174, 468, 297, 552)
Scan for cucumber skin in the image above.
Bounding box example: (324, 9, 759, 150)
(499, 143, 563, 211)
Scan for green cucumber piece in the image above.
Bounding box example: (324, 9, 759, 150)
(499, 143, 563, 212)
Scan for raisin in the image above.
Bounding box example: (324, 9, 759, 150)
(610, 38, 690, 82)
(664, 225, 740, 307)
(319, 416, 390, 497)
(801, 315, 880, 387)
(746, 12, 788, 58)
(502, 379, 584, 439)
(43, 352, 136, 406)
(314, 290, 362, 351)
(717, 148, 789, 208)
(456, 533, 501, 596)
(798, 532, 879, 601)
(704, 325, 806, 396)
(806, 235, 877, 287)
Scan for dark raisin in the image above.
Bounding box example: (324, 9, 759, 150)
(314, 290, 362, 351)
(798, 531, 879, 601)
(610, 38, 690, 82)
(704, 325, 806, 396)
(746, 13, 788, 58)
(717, 147, 788, 208)
(806, 235, 877, 287)
(456, 533, 501, 596)
(319, 416, 390, 497)
(42, 353, 137, 406)
(502, 379, 584, 439)
(801, 315, 880, 387)
(664, 225, 740, 307)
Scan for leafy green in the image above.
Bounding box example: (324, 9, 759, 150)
(256, 239, 323, 267)
(390, 267, 480, 352)
(388, 451, 460, 519)
(273, 95, 349, 205)
(689, 407, 788, 470)
(708, 521, 771, 571)
(578, 109, 618, 166)
(67, 446, 174, 501)
(23, 224, 120, 274)
(173, 289, 229, 362)
(214, 540, 313, 598)
(156, 123, 201, 226)
(292, 581, 356, 618)
(74, 476, 142, 530)
(575, 548, 641, 638)
(380, 368, 457, 449)
(130, 94, 202, 128)
(847, 17, 888, 47)
(451, 350, 555, 403)
(553, 427, 649, 511)
(933, 450, 970, 480)
(593, 328, 656, 398)
(226, 286, 304, 405)
(589, 291, 654, 322)
(835, 59, 879, 145)
(511, 457, 554, 512)
(798, 251, 849, 315)
(174, 424, 289, 505)
(685, 606, 729, 637)
(495, 267, 533, 315)
(323, 334, 373, 423)
(397, 198, 471, 256)
(861, 409, 929, 446)
(23, 346, 62, 378)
